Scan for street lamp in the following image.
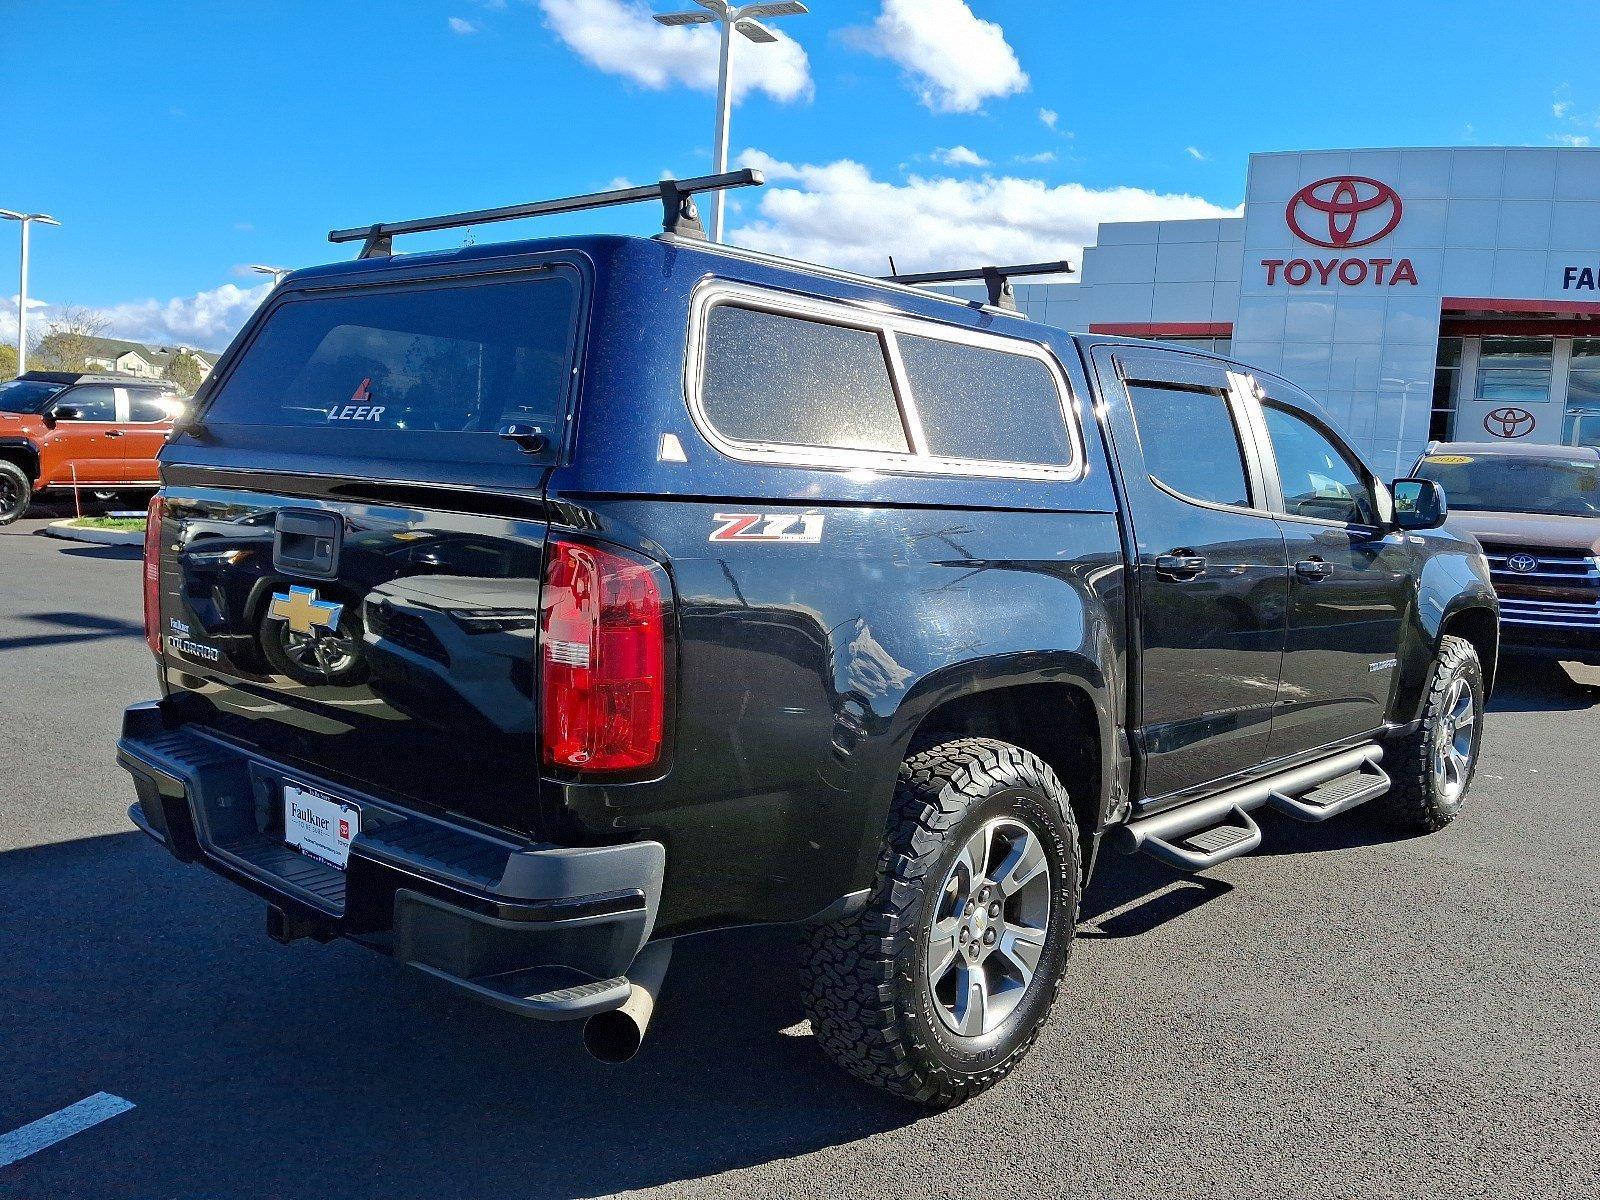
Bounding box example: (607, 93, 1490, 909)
(248, 264, 292, 286)
(652, 0, 808, 243)
(0, 208, 61, 376)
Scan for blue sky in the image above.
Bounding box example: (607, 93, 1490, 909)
(8, 1, 1600, 349)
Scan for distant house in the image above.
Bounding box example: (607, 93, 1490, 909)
(81, 337, 220, 382)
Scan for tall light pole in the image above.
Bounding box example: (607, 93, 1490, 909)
(653, 1, 807, 243)
(0, 209, 61, 376)
(248, 264, 292, 287)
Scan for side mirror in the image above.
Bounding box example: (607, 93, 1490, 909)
(49, 404, 83, 424)
(1392, 478, 1447, 531)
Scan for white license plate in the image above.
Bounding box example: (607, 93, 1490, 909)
(283, 783, 360, 871)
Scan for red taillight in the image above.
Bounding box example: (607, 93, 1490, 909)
(540, 539, 667, 773)
(143, 494, 166, 657)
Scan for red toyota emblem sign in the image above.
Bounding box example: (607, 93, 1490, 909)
(1483, 407, 1536, 439)
(1286, 176, 1404, 249)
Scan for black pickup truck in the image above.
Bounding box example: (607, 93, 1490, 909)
(118, 173, 1499, 1108)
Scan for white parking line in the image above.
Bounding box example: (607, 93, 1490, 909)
(0, 1093, 135, 1169)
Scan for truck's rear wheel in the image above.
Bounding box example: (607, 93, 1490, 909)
(1377, 634, 1484, 832)
(800, 737, 1078, 1108)
(0, 460, 32, 526)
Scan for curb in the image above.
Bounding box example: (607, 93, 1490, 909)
(43, 520, 146, 547)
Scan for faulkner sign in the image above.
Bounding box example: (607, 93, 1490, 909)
(1262, 175, 1418, 287)
(1563, 265, 1600, 291)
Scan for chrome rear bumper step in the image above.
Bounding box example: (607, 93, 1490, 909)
(1117, 745, 1387, 873)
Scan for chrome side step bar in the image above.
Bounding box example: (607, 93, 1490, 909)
(1117, 746, 1387, 873)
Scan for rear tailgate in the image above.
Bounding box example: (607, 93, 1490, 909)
(152, 262, 584, 835)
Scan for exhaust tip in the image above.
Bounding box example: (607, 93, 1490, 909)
(583, 1010, 645, 1064)
(582, 941, 673, 1063)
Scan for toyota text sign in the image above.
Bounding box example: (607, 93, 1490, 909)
(1263, 175, 1417, 288)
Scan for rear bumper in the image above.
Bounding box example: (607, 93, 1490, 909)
(117, 700, 665, 1021)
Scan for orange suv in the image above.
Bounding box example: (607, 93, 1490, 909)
(0, 371, 182, 524)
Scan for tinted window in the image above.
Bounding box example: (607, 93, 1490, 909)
(0, 379, 65, 414)
(701, 305, 909, 453)
(1126, 384, 1252, 508)
(205, 275, 578, 436)
(59, 385, 117, 421)
(128, 392, 181, 423)
(896, 334, 1071, 465)
(1262, 403, 1378, 525)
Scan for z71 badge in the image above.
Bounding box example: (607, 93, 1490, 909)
(709, 513, 825, 544)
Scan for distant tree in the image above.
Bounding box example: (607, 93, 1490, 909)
(0, 342, 17, 379)
(162, 350, 204, 395)
(30, 307, 110, 373)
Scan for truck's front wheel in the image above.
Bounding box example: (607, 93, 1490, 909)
(800, 738, 1079, 1108)
(0, 460, 32, 526)
(1377, 634, 1484, 832)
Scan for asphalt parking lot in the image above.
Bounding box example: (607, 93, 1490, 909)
(2, 511, 1598, 1200)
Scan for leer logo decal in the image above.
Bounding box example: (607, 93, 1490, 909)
(267, 585, 343, 634)
(1286, 176, 1404, 249)
(710, 513, 825, 543)
(1483, 407, 1536, 439)
(327, 377, 386, 422)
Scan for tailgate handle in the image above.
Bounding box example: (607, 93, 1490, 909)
(273, 510, 342, 579)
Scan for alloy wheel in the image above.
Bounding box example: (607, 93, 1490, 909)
(1431, 675, 1477, 806)
(926, 816, 1053, 1038)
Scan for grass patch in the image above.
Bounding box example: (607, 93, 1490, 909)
(66, 517, 147, 532)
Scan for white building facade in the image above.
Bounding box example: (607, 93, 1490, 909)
(1001, 147, 1600, 475)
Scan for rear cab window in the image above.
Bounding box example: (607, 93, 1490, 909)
(692, 284, 1080, 477)
(200, 269, 582, 464)
(1124, 382, 1254, 509)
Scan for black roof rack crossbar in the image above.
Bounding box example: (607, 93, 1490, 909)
(881, 259, 1075, 312)
(328, 169, 766, 259)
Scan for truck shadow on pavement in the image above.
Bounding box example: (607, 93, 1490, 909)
(0, 611, 145, 654)
(1486, 656, 1600, 713)
(1, 832, 918, 1200)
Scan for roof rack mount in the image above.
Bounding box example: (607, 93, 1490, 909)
(328, 169, 766, 260)
(882, 259, 1075, 313)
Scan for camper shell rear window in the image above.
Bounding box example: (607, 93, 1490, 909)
(204, 271, 580, 446)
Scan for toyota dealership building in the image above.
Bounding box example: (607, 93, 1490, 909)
(999, 146, 1600, 474)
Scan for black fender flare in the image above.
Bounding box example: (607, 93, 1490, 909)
(840, 649, 1120, 894)
(1395, 582, 1499, 723)
(0, 436, 41, 484)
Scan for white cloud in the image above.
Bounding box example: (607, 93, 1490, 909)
(1015, 150, 1056, 165)
(1185, 146, 1209, 162)
(852, 0, 1027, 113)
(734, 150, 1240, 275)
(1554, 99, 1573, 120)
(448, 16, 481, 34)
(537, 0, 812, 103)
(1553, 133, 1592, 147)
(0, 282, 271, 353)
(932, 145, 989, 168)
(1038, 107, 1059, 130)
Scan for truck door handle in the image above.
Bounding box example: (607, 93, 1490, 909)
(1155, 553, 1207, 581)
(104, 429, 122, 438)
(1294, 558, 1333, 581)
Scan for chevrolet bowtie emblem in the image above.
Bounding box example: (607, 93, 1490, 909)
(268, 585, 343, 635)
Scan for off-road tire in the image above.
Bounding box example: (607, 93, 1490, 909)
(0, 460, 32, 526)
(800, 738, 1079, 1108)
(1376, 635, 1483, 832)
